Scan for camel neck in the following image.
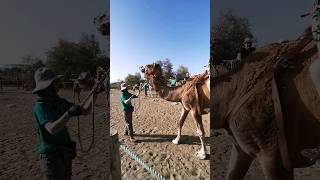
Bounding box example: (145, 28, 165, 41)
(151, 77, 184, 102)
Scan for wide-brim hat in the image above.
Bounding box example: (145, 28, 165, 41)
(32, 67, 63, 94)
(120, 83, 128, 90)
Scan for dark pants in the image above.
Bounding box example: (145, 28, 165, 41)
(39, 153, 72, 180)
(123, 109, 134, 136)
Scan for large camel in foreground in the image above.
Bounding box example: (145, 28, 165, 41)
(141, 64, 210, 159)
(212, 28, 320, 179)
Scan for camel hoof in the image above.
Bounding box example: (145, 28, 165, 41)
(196, 151, 207, 160)
(172, 138, 180, 145)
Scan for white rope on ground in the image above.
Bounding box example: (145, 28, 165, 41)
(116, 141, 166, 180)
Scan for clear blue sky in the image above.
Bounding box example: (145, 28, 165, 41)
(0, 0, 107, 66)
(110, 0, 210, 82)
(212, 0, 311, 46)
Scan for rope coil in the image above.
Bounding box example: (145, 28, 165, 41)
(117, 141, 166, 180)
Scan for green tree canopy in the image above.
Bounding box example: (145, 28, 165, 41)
(155, 59, 174, 80)
(175, 65, 189, 81)
(212, 10, 255, 64)
(125, 72, 142, 86)
(46, 33, 107, 79)
(20, 54, 45, 90)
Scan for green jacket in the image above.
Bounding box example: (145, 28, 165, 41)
(33, 98, 73, 154)
(120, 90, 136, 111)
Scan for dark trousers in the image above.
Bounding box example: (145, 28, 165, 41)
(123, 109, 134, 136)
(39, 153, 72, 180)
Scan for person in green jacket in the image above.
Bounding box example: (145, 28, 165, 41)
(33, 67, 101, 180)
(310, 0, 320, 96)
(120, 83, 141, 142)
(143, 83, 149, 96)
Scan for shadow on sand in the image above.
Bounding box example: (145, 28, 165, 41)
(134, 134, 210, 146)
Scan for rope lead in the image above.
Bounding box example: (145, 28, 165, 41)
(77, 95, 95, 152)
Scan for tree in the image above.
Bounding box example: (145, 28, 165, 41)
(46, 33, 107, 79)
(212, 9, 255, 64)
(125, 72, 142, 86)
(21, 53, 43, 65)
(175, 65, 189, 81)
(155, 59, 174, 80)
(20, 54, 45, 90)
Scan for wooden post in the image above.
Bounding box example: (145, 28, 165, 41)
(110, 128, 121, 180)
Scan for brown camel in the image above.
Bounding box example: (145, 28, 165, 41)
(211, 28, 320, 179)
(94, 13, 109, 36)
(73, 67, 105, 103)
(73, 72, 94, 103)
(141, 63, 210, 159)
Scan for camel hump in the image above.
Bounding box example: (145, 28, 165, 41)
(187, 71, 209, 85)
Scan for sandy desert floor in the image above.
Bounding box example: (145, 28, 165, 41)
(110, 89, 210, 180)
(0, 87, 110, 179)
(1, 87, 319, 180)
(210, 129, 320, 180)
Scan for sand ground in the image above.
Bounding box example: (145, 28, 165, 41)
(210, 129, 320, 180)
(2, 87, 318, 180)
(0, 87, 110, 179)
(110, 89, 210, 180)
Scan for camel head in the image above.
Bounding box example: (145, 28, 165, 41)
(94, 14, 109, 36)
(140, 63, 163, 79)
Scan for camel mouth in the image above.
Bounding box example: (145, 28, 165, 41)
(140, 64, 153, 74)
(140, 63, 159, 76)
(139, 66, 146, 73)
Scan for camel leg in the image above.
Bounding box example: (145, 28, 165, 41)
(172, 108, 189, 144)
(191, 110, 207, 160)
(257, 152, 293, 180)
(226, 144, 253, 180)
(149, 88, 153, 98)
